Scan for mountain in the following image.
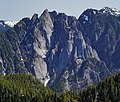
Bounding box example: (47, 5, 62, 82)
(0, 7, 120, 92)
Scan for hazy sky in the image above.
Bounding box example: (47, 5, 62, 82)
(0, 0, 120, 20)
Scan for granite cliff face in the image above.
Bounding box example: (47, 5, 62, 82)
(0, 7, 120, 92)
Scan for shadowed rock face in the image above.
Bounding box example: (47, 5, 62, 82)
(0, 7, 120, 92)
(78, 7, 120, 72)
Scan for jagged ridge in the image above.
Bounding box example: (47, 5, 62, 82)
(0, 7, 120, 93)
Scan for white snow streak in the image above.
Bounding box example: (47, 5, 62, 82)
(4, 21, 19, 27)
(44, 75, 50, 86)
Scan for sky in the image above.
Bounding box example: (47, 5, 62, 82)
(0, 0, 120, 20)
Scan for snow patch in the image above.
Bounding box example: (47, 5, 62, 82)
(44, 75, 50, 86)
(83, 21, 85, 24)
(0, 58, 6, 76)
(100, 7, 120, 16)
(83, 15, 89, 21)
(0, 22, 3, 25)
(2, 67, 6, 76)
(3, 25, 6, 27)
(93, 11, 96, 14)
(4, 21, 19, 27)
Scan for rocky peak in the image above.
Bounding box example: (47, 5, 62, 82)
(78, 8, 99, 28)
(39, 9, 53, 47)
(39, 9, 50, 20)
(30, 13, 38, 26)
(49, 11, 58, 22)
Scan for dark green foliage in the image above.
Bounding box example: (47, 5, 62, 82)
(0, 74, 54, 102)
(0, 73, 120, 102)
(0, 31, 27, 74)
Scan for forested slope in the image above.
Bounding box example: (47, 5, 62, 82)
(0, 73, 119, 102)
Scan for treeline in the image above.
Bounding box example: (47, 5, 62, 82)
(0, 73, 120, 102)
(59, 73, 120, 102)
